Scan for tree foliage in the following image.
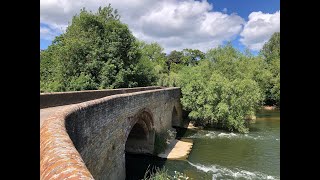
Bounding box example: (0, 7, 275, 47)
(173, 35, 279, 132)
(40, 4, 157, 92)
(181, 48, 205, 66)
(260, 32, 280, 106)
(261, 32, 280, 63)
(140, 38, 279, 133)
(178, 58, 263, 133)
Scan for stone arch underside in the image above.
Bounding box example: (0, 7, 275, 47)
(125, 109, 155, 154)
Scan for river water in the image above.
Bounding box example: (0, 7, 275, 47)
(126, 109, 280, 180)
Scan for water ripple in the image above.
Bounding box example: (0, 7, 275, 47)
(186, 130, 279, 141)
(187, 161, 279, 180)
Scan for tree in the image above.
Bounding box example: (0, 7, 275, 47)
(260, 32, 280, 106)
(181, 48, 205, 66)
(205, 43, 241, 80)
(139, 42, 166, 64)
(178, 60, 263, 133)
(138, 41, 167, 74)
(40, 44, 65, 92)
(260, 32, 280, 63)
(40, 4, 157, 92)
(166, 50, 184, 73)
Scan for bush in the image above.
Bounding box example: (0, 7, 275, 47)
(154, 129, 176, 154)
(143, 166, 189, 180)
(157, 72, 179, 87)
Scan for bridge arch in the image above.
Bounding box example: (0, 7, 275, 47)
(40, 87, 183, 180)
(125, 108, 155, 154)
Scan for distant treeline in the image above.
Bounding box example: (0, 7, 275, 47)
(40, 5, 279, 133)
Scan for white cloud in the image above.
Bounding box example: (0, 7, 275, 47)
(40, 0, 245, 53)
(223, 8, 227, 13)
(240, 11, 280, 51)
(40, 26, 60, 41)
(40, 0, 108, 28)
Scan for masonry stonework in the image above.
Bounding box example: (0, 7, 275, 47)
(40, 87, 183, 180)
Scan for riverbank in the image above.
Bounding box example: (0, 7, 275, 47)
(187, 122, 202, 130)
(157, 138, 193, 160)
(262, 105, 278, 110)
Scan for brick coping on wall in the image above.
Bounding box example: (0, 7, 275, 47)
(40, 87, 180, 180)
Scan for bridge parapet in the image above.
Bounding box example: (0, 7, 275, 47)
(40, 87, 183, 180)
(40, 86, 162, 109)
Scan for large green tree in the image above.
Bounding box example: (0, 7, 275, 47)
(165, 50, 184, 73)
(178, 48, 264, 133)
(260, 32, 280, 63)
(40, 5, 156, 92)
(260, 32, 280, 106)
(138, 41, 167, 74)
(181, 48, 205, 66)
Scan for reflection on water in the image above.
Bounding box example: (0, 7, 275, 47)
(126, 109, 280, 180)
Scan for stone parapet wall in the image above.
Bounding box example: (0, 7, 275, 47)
(40, 87, 182, 180)
(40, 86, 162, 109)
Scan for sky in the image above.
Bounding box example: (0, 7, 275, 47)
(40, 0, 280, 54)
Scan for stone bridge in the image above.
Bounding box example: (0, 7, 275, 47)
(40, 86, 184, 180)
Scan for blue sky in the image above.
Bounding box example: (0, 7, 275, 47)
(207, 0, 280, 21)
(40, 0, 280, 54)
(208, 0, 279, 54)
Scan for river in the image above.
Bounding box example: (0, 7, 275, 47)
(126, 109, 280, 180)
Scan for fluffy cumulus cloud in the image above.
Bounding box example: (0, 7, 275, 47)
(240, 11, 280, 51)
(40, 0, 109, 37)
(40, 0, 246, 52)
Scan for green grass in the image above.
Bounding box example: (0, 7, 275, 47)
(142, 166, 189, 180)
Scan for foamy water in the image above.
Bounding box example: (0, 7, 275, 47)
(186, 130, 279, 141)
(187, 161, 279, 180)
